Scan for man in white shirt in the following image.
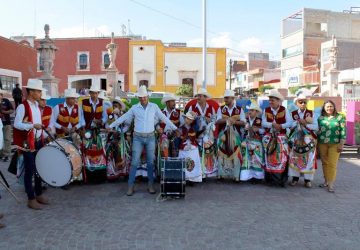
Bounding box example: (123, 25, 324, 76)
(38, 91, 53, 141)
(187, 88, 216, 131)
(261, 89, 293, 187)
(52, 88, 81, 138)
(216, 89, 246, 181)
(78, 85, 107, 129)
(13, 79, 49, 210)
(288, 94, 318, 188)
(109, 85, 179, 196)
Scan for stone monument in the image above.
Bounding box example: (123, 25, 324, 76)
(327, 35, 339, 96)
(106, 32, 124, 97)
(37, 24, 59, 97)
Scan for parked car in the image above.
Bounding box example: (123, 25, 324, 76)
(148, 92, 174, 98)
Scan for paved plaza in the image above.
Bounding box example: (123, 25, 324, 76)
(0, 149, 359, 250)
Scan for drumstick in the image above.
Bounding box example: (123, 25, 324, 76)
(42, 126, 68, 154)
(0, 171, 10, 188)
(0, 177, 21, 203)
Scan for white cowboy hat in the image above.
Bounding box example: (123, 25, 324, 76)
(88, 84, 101, 92)
(64, 88, 80, 98)
(112, 96, 126, 111)
(195, 88, 211, 98)
(268, 89, 284, 101)
(248, 102, 262, 112)
(161, 94, 178, 105)
(23, 79, 46, 91)
(183, 111, 197, 120)
(223, 89, 235, 98)
(136, 85, 149, 97)
(98, 90, 109, 101)
(294, 93, 309, 104)
(41, 90, 51, 100)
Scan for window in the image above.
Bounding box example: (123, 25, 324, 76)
(322, 48, 330, 62)
(0, 75, 18, 91)
(139, 80, 149, 88)
(77, 52, 90, 70)
(37, 52, 44, 71)
(79, 54, 88, 69)
(102, 52, 110, 69)
(282, 44, 302, 58)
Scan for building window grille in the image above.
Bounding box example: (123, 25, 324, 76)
(79, 54, 88, 69)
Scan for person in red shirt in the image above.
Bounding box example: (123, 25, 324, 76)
(38, 91, 53, 141)
(13, 79, 49, 210)
(261, 89, 293, 187)
(178, 111, 202, 183)
(52, 88, 80, 138)
(157, 94, 183, 158)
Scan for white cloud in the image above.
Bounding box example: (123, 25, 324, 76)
(209, 32, 233, 48)
(188, 32, 232, 48)
(237, 37, 264, 53)
(48, 25, 111, 38)
(187, 33, 279, 59)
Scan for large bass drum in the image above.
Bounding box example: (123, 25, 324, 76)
(36, 139, 82, 187)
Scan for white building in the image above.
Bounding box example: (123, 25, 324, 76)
(281, 7, 360, 92)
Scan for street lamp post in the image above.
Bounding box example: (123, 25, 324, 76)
(164, 65, 168, 92)
(229, 59, 233, 90)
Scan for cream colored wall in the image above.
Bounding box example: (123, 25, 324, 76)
(129, 40, 226, 97)
(164, 52, 216, 86)
(131, 45, 156, 87)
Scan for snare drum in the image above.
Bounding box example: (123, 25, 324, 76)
(36, 139, 82, 187)
(160, 157, 186, 198)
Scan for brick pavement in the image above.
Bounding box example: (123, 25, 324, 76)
(0, 153, 359, 250)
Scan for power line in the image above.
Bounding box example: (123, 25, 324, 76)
(129, 0, 202, 30)
(128, 0, 254, 56)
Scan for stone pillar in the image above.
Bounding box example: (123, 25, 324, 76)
(106, 69, 118, 97)
(328, 69, 340, 96)
(321, 35, 339, 97)
(106, 32, 119, 97)
(37, 24, 59, 97)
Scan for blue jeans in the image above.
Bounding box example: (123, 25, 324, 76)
(128, 134, 155, 186)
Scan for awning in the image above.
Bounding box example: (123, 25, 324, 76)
(310, 86, 319, 94)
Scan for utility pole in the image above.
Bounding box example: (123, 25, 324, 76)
(229, 59, 233, 90)
(164, 65, 168, 92)
(202, 0, 207, 89)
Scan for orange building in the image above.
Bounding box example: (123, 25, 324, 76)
(33, 37, 130, 95)
(0, 36, 37, 92)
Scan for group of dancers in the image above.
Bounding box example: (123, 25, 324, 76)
(13, 78, 319, 207)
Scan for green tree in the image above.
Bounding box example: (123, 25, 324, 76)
(289, 86, 302, 94)
(175, 84, 193, 97)
(258, 85, 274, 94)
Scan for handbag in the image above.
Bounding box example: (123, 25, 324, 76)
(7, 151, 18, 175)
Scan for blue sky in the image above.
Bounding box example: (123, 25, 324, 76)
(1, 0, 359, 59)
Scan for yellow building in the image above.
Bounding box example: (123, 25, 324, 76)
(129, 40, 226, 97)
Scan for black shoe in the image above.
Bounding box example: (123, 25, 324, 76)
(61, 185, 70, 190)
(186, 181, 194, 187)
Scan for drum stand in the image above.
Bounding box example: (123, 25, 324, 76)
(0, 170, 21, 203)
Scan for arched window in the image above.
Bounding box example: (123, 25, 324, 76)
(139, 80, 149, 88)
(103, 53, 110, 69)
(79, 53, 88, 70)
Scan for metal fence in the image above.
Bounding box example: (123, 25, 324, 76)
(342, 97, 360, 111)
